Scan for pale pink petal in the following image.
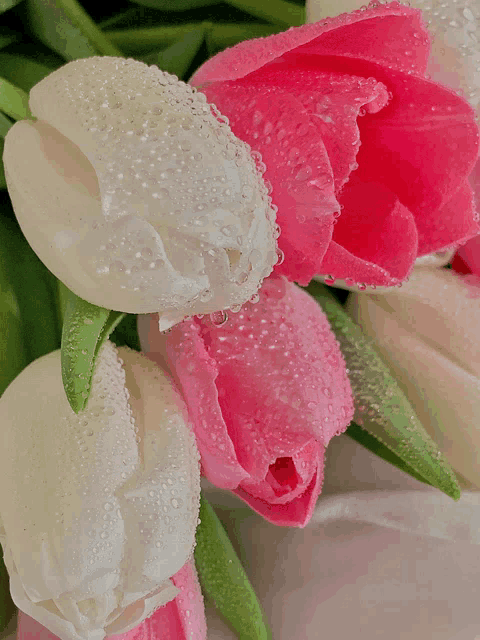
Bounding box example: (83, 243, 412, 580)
(142, 315, 249, 490)
(190, 3, 430, 86)
(234, 459, 324, 528)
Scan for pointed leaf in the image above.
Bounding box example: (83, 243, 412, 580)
(141, 26, 206, 79)
(25, 0, 122, 61)
(0, 77, 31, 120)
(195, 494, 272, 640)
(61, 288, 125, 413)
(305, 281, 461, 501)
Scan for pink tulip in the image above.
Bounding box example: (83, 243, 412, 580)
(190, 2, 479, 289)
(139, 277, 354, 527)
(17, 559, 206, 640)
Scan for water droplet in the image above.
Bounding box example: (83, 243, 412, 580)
(210, 310, 228, 327)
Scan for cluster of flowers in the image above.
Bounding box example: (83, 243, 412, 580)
(0, 1, 479, 639)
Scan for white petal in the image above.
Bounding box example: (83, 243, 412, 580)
(0, 341, 200, 640)
(4, 57, 277, 325)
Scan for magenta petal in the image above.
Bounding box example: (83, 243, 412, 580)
(144, 314, 249, 490)
(202, 79, 338, 285)
(190, 3, 429, 86)
(322, 179, 418, 284)
(454, 234, 480, 277)
(234, 464, 324, 528)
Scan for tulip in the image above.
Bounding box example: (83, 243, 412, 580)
(346, 267, 480, 488)
(17, 558, 207, 640)
(3, 57, 278, 330)
(0, 341, 201, 640)
(191, 3, 479, 289)
(139, 277, 354, 527)
(306, 0, 480, 284)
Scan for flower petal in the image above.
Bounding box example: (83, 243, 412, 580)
(191, 3, 430, 86)
(17, 559, 207, 640)
(0, 342, 200, 640)
(324, 179, 418, 284)
(202, 78, 338, 285)
(139, 314, 249, 490)
(142, 278, 354, 527)
(234, 464, 324, 528)
(5, 57, 277, 324)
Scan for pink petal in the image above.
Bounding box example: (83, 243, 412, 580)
(202, 79, 338, 285)
(143, 315, 249, 490)
(453, 234, 480, 277)
(352, 71, 479, 254)
(234, 463, 324, 528)
(146, 277, 354, 527)
(264, 55, 479, 258)
(319, 179, 418, 285)
(190, 3, 430, 87)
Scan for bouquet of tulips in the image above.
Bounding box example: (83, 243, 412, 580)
(0, 0, 479, 638)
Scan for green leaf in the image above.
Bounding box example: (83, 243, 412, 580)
(0, 548, 15, 632)
(61, 287, 124, 413)
(109, 313, 141, 352)
(0, 53, 55, 92)
(0, 28, 20, 50)
(4, 217, 61, 362)
(0, 76, 31, 120)
(141, 25, 206, 79)
(25, 0, 122, 61)
(195, 494, 272, 640)
(0, 215, 29, 396)
(206, 23, 281, 54)
(305, 280, 461, 501)
(0, 0, 22, 14)
(105, 23, 206, 54)
(226, 0, 305, 27)
(127, 0, 220, 10)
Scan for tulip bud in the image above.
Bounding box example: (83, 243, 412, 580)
(3, 57, 278, 330)
(0, 341, 200, 640)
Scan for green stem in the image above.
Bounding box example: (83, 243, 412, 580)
(226, 0, 305, 27)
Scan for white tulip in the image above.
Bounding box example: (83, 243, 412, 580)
(0, 341, 200, 640)
(3, 57, 278, 330)
(346, 268, 480, 489)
